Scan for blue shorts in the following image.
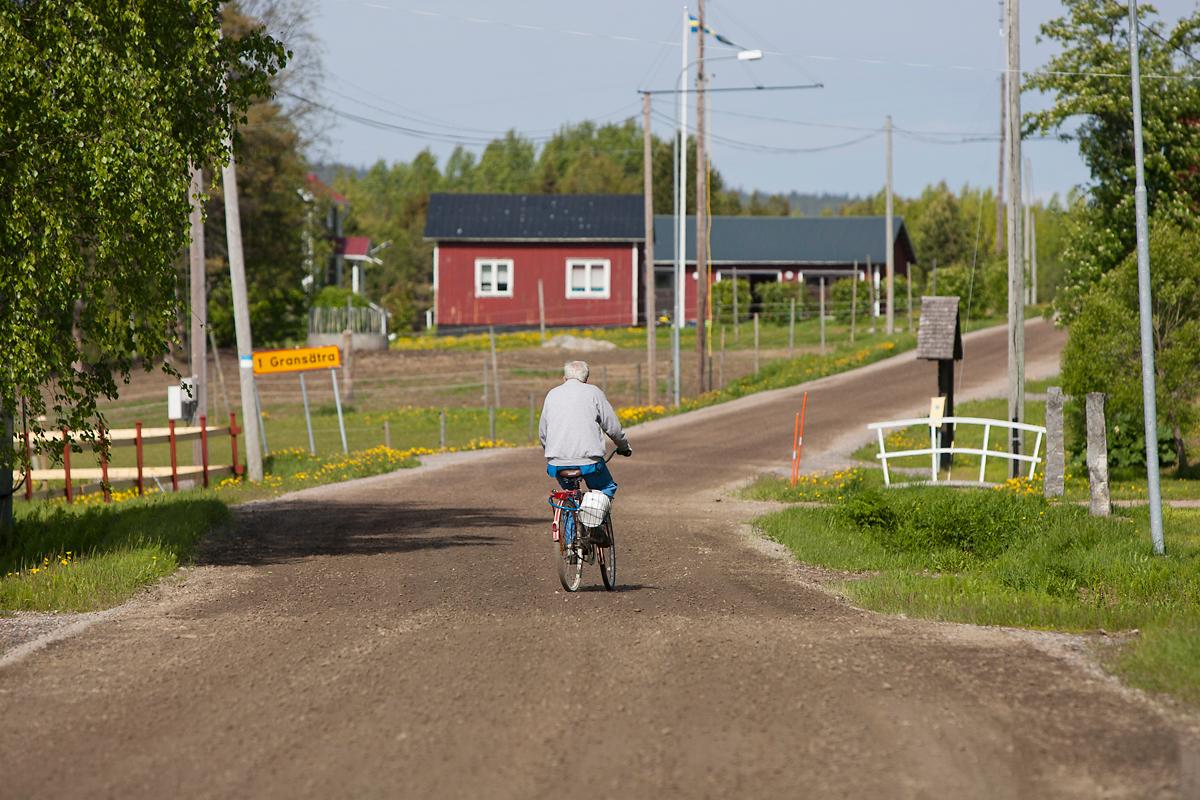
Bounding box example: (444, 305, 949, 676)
(546, 461, 618, 499)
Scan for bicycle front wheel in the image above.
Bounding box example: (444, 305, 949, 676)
(598, 514, 617, 591)
(558, 512, 584, 592)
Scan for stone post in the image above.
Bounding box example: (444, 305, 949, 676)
(1044, 387, 1065, 498)
(1086, 392, 1111, 517)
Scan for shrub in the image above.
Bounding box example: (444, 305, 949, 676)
(754, 281, 807, 323)
(312, 286, 369, 309)
(711, 278, 751, 324)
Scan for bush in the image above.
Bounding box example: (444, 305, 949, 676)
(312, 286, 369, 309)
(835, 487, 1048, 561)
(711, 278, 751, 324)
(1062, 217, 1200, 468)
(754, 281, 807, 323)
(829, 277, 871, 323)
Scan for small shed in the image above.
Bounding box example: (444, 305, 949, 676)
(917, 296, 963, 467)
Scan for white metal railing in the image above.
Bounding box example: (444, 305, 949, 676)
(308, 303, 388, 336)
(866, 416, 1046, 486)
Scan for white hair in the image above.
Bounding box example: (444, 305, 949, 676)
(563, 360, 590, 382)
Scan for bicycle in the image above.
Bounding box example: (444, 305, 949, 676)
(547, 451, 619, 592)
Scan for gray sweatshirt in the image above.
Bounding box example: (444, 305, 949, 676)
(539, 379, 629, 466)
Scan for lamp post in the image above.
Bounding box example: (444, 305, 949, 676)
(672, 40, 762, 404)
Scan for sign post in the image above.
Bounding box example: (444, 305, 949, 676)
(252, 345, 346, 456)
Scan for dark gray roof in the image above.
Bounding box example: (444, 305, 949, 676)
(653, 215, 915, 265)
(917, 296, 963, 360)
(424, 193, 644, 241)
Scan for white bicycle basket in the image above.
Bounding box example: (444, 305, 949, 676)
(577, 491, 611, 528)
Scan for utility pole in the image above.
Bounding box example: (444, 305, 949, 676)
(1005, 0, 1025, 477)
(1128, 0, 1165, 554)
(674, 4, 689, 408)
(642, 92, 657, 405)
(885, 114, 895, 335)
(694, 0, 709, 395)
(995, 73, 1006, 255)
(188, 166, 208, 464)
(1024, 156, 1033, 305)
(222, 150, 264, 482)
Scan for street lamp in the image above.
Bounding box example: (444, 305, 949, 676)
(672, 45, 762, 405)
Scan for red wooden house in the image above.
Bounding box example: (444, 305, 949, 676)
(424, 194, 644, 330)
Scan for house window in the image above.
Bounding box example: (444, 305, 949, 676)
(565, 259, 610, 299)
(475, 259, 513, 297)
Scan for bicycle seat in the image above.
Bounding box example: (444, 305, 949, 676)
(556, 467, 584, 479)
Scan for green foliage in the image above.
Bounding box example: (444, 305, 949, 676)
(0, 2, 286, 452)
(710, 278, 751, 324)
(2, 497, 229, 612)
(753, 281, 807, 324)
(312, 286, 369, 309)
(1061, 217, 1200, 467)
(829, 277, 871, 323)
(1028, 0, 1200, 318)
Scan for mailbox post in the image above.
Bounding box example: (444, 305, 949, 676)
(917, 297, 963, 470)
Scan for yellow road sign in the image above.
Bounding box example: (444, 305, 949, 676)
(252, 346, 341, 375)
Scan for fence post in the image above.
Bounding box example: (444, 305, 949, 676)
(528, 393, 536, 442)
(24, 427, 33, 501)
(439, 408, 447, 449)
(1044, 387, 1065, 498)
(489, 326, 501, 408)
(850, 265, 858, 344)
(537, 279, 546, 342)
(753, 313, 760, 374)
(488, 407, 496, 441)
(200, 415, 210, 488)
(906, 271, 914, 332)
(62, 428, 72, 503)
(1086, 392, 1111, 517)
(135, 422, 145, 494)
(384, 419, 392, 450)
(719, 326, 726, 389)
(733, 268, 740, 341)
(635, 362, 642, 406)
(99, 424, 111, 503)
(819, 278, 826, 356)
(788, 298, 795, 357)
(229, 413, 242, 477)
(168, 419, 179, 493)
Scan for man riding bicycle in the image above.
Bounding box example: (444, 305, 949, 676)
(539, 360, 632, 544)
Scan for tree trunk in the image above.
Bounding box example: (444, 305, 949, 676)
(1169, 411, 1188, 472)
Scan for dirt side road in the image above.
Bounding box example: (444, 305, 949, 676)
(2, 319, 1196, 798)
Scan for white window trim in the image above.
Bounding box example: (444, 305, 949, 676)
(564, 258, 611, 300)
(474, 258, 514, 298)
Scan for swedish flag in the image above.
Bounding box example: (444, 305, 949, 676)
(688, 14, 740, 48)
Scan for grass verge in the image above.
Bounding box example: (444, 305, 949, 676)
(0, 441, 514, 613)
(747, 476, 1200, 704)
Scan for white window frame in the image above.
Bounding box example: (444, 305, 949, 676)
(564, 258, 611, 300)
(474, 258, 513, 298)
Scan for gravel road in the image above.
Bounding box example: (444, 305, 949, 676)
(2, 318, 1197, 799)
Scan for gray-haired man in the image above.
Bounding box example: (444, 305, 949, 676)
(539, 360, 632, 510)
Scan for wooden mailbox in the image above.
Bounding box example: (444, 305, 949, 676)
(917, 296, 963, 469)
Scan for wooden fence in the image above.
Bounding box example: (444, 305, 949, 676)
(13, 414, 243, 503)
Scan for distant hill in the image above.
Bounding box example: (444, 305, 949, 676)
(731, 190, 862, 216)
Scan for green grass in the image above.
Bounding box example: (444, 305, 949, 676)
(2, 496, 229, 612)
(850, 381, 1200, 501)
(392, 314, 1010, 354)
(752, 482, 1200, 704)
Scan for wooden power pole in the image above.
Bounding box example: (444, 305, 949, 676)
(884, 114, 895, 335)
(222, 151, 264, 482)
(188, 166, 208, 463)
(1005, 0, 1026, 477)
(694, 0, 709, 395)
(995, 73, 1006, 255)
(642, 92, 657, 405)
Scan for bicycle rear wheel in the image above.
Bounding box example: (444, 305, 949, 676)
(558, 512, 584, 592)
(598, 514, 617, 591)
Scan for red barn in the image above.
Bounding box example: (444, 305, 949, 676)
(424, 194, 644, 330)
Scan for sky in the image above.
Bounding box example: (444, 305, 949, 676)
(304, 0, 1197, 201)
